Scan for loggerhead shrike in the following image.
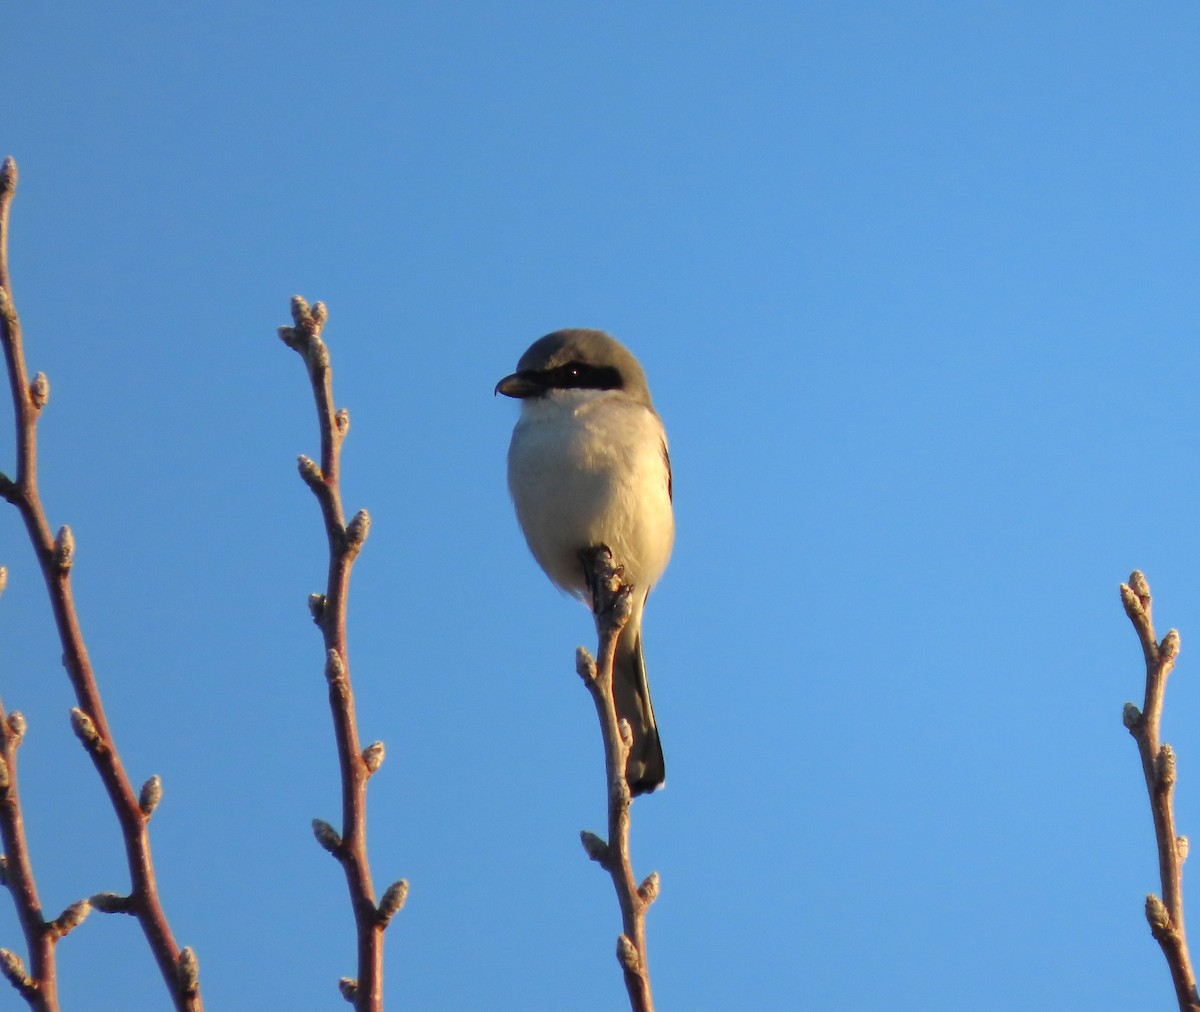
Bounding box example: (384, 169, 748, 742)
(496, 329, 674, 796)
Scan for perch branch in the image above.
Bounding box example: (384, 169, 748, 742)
(0, 157, 199, 1010)
(1121, 570, 1200, 1011)
(576, 547, 657, 1012)
(279, 298, 402, 1012)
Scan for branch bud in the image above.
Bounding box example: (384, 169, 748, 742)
(50, 899, 91, 938)
(298, 454, 324, 489)
(638, 871, 660, 905)
(139, 775, 162, 816)
(1146, 893, 1171, 931)
(335, 408, 350, 434)
(618, 719, 633, 751)
(615, 934, 641, 972)
(311, 301, 329, 327)
(0, 157, 15, 195)
(1157, 744, 1177, 789)
(1179, 836, 1190, 864)
(0, 948, 32, 993)
(90, 892, 134, 914)
(575, 647, 597, 683)
(1161, 629, 1181, 665)
(1122, 702, 1141, 730)
(290, 295, 313, 326)
(362, 741, 385, 774)
(177, 946, 199, 995)
(54, 525, 75, 570)
(338, 978, 358, 1002)
(69, 708, 99, 749)
(345, 509, 370, 551)
(378, 879, 408, 925)
(324, 649, 346, 685)
(6, 712, 25, 745)
(1129, 570, 1151, 606)
(308, 593, 325, 623)
(312, 818, 341, 853)
(580, 830, 609, 863)
(0, 757, 11, 792)
(28, 372, 49, 410)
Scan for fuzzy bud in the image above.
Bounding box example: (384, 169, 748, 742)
(298, 455, 324, 488)
(177, 947, 199, 994)
(139, 775, 162, 816)
(1158, 745, 1177, 788)
(1179, 836, 1190, 864)
(308, 593, 325, 623)
(1130, 570, 1151, 603)
(362, 741, 385, 774)
(1123, 702, 1141, 729)
(290, 295, 312, 326)
(54, 525, 75, 570)
(69, 708, 99, 748)
(1161, 629, 1181, 664)
(90, 892, 133, 914)
(338, 978, 358, 1002)
(51, 899, 91, 938)
(324, 649, 345, 685)
(616, 934, 640, 972)
(29, 372, 49, 409)
(618, 719, 633, 751)
(311, 301, 329, 327)
(638, 871, 660, 905)
(580, 830, 609, 863)
(312, 818, 341, 853)
(378, 879, 408, 925)
(575, 647, 597, 683)
(1146, 893, 1171, 931)
(345, 509, 370, 550)
(0, 948, 31, 992)
(6, 712, 25, 745)
(335, 408, 350, 434)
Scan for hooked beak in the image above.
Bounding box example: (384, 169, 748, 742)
(494, 371, 543, 399)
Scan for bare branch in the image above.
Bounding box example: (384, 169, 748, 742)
(280, 298, 398, 1011)
(0, 156, 199, 1010)
(1121, 570, 1200, 1011)
(579, 547, 657, 1012)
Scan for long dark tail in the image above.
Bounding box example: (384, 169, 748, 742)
(613, 628, 665, 796)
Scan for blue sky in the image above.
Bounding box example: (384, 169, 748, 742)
(2, 3, 1199, 1008)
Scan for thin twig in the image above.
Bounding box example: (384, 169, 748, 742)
(0, 599, 63, 1012)
(0, 157, 199, 1010)
(1121, 570, 1200, 1011)
(279, 297, 403, 1011)
(576, 547, 657, 1012)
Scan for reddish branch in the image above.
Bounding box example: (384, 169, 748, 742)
(576, 548, 658, 1012)
(0, 157, 199, 1009)
(279, 298, 404, 1011)
(1121, 570, 1200, 1011)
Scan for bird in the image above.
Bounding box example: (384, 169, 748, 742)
(496, 329, 674, 796)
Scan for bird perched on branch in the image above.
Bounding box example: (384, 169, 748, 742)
(496, 329, 674, 796)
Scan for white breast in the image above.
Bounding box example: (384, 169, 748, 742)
(507, 389, 674, 598)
